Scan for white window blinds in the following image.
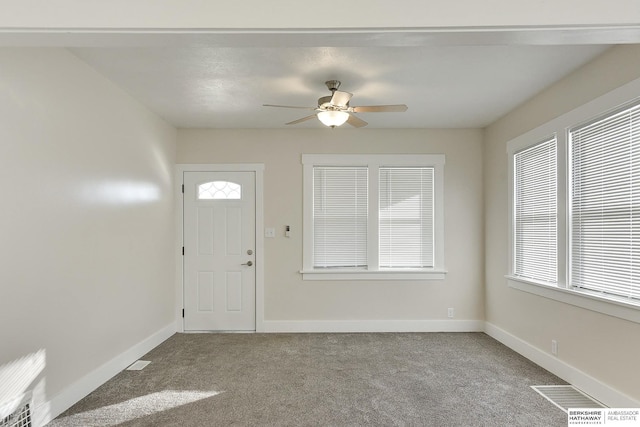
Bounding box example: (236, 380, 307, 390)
(313, 166, 368, 269)
(514, 138, 558, 283)
(379, 167, 434, 268)
(570, 102, 640, 301)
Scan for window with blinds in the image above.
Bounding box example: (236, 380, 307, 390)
(313, 166, 368, 269)
(379, 167, 434, 268)
(303, 154, 445, 279)
(513, 137, 558, 284)
(570, 102, 640, 302)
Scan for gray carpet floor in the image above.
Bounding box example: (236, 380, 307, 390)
(49, 333, 567, 426)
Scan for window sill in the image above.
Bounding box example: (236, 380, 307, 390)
(301, 269, 447, 281)
(506, 275, 640, 324)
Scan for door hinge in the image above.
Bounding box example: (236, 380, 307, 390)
(182, 246, 184, 256)
(181, 184, 184, 193)
(182, 309, 185, 318)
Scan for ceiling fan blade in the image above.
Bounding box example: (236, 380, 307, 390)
(346, 114, 368, 128)
(286, 114, 318, 126)
(352, 104, 408, 113)
(263, 104, 316, 110)
(330, 90, 353, 107)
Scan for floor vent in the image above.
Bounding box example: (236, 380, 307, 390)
(126, 360, 151, 371)
(0, 392, 33, 427)
(532, 385, 606, 413)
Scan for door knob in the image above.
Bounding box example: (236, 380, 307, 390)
(241, 261, 253, 266)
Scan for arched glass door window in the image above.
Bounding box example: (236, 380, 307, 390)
(198, 181, 242, 200)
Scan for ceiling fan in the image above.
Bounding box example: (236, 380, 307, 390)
(263, 80, 408, 128)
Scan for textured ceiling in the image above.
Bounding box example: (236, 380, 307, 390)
(70, 43, 609, 129)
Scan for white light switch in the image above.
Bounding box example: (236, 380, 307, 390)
(265, 227, 275, 238)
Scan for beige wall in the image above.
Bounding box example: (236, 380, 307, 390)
(484, 44, 640, 401)
(0, 48, 177, 413)
(178, 128, 484, 323)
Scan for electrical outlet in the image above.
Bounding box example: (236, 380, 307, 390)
(551, 339, 558, 355)
(447, 308, 454, 318)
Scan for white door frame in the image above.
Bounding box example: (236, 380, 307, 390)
(175, 164, 265, 333)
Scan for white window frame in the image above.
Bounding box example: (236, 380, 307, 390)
(301, 154, 446, 281)
(506, 76, 640, 325)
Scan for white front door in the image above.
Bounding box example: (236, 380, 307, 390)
(183, 171, 256, 331)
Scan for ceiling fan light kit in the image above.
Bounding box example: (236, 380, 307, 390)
(264, 80, 408, 128)
(317, 110, 349, 128)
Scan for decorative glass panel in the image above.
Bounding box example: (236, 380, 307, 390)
(198, 181, 241, 200)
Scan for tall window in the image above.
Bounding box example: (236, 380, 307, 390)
(379, 167, 435, 269)
(302, 154, 445, 280)
(513, 138, 557, 284)
(313, 167, 368, 269)
(570, 102, 640, 301)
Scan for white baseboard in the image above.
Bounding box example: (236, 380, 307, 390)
(484, 322, 640, 408)
(261, 319, 485, 333)
(36, 322, 176, 427)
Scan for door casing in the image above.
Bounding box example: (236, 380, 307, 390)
(175, 164, 265, 333)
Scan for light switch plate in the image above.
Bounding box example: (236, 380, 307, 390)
(265, 227, 275, 238)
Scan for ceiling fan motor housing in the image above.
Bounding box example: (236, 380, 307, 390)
(318, 95, 344, 110)
(319, 81, 347, 110)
